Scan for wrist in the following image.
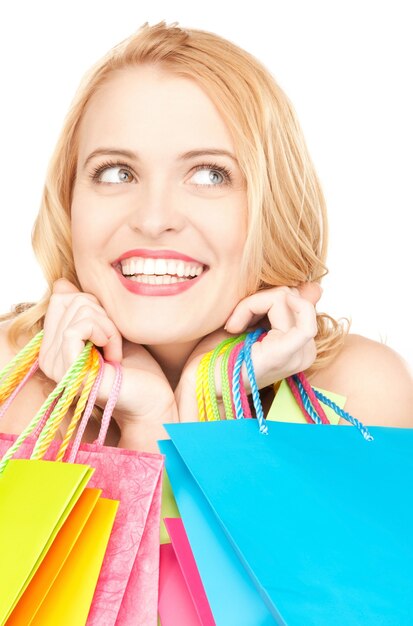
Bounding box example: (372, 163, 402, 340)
(117, 402, 179, 453)
(118, 422, 169, 453)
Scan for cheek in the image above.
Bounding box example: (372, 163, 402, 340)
(204, 196, 248, 259)
(219, 209, 248, 268)
(71, 193, 112, 260)
(70, 196, 105, 289)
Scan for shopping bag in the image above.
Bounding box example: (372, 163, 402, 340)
(0, 330, 164, 626)
(6, 489, 118, 626)
(0, 458, 94, 623)
(160, 418, 413, 626)
(158, 518, 215, 626)
(158, 435, 274, 626)
(0, 337, 119, 625)
(159, 544, 202, 626)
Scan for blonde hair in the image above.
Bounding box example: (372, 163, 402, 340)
(1, 20, 348, 372)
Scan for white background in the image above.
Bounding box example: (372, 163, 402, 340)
(0, 1, 411, 369)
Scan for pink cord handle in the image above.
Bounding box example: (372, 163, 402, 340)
(286, 376, 314, 423)
(296, 372, 330, 424)
(66, 355, 122, 462)
(33, 397, 62, 438)
(96, 361, 122, 446)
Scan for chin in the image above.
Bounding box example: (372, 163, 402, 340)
(119, 323, 205, 347)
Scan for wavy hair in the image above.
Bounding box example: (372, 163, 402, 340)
(1, 20, 348, 372)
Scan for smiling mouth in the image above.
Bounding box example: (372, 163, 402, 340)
(114, 256, 208, 285)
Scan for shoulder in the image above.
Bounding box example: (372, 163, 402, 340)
(309, 333, 413, 428)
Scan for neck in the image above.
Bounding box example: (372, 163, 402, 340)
(144, 340, 200, 391)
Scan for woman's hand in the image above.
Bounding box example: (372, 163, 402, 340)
(175, 283, 321, 421)
(39, 278, 178, 451)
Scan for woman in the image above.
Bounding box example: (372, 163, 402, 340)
(0, 21, 412, 453)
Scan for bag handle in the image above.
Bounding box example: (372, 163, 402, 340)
(0, 331, 123, 468)
(232, 329, 268, 433)
(0, 337, 95, 472)
(42, 345, 101, 461)
(0, 359, 40, 422)
(0, 331, 43, 404)
(286, 373, 373, 440)
(196, 336, 243, 422)
(63, 356, 122, 463)
(195, 328, 373, 440)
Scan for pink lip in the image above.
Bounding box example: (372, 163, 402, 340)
(112, 265, 206, 296)
(113, 248, 205, 265)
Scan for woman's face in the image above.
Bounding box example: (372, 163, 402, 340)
(71, 66, 248, 345)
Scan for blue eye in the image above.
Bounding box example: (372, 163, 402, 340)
(90, 160, 135, 184)
(191, 163, 232, 188)
(192, 168, 224, 185)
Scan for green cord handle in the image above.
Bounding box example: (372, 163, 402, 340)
(0, 341, 93, 473)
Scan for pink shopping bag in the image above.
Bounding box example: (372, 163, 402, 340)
(159, 517, 215, 626)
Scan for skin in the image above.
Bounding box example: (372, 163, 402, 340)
(1, 65, 411, 452)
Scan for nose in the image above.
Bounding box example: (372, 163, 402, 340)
(127, 177, 185, 238)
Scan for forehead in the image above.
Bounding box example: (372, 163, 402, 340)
(77, 66, 235, 160)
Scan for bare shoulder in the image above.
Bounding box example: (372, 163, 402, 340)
(309, 333, 413, 428)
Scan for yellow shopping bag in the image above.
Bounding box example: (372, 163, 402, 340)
(0, 459, 94, 622)
(6, 488, 118, 626)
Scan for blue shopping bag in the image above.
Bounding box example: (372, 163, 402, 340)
(159, 419, 413, 626)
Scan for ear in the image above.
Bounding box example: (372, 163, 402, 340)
(297, 282, 323, 306)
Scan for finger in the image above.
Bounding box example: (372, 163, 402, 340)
(225, 288, 294, 334)
(41, 282, 99, 358)
(41, 294, 109, 362)
(41, 300, 123, 379)
(66, 304, 123, 363)
(249, 295, 317, 371)
(51, 316, 121, 382)
(286, 292, 318, 339)
(57, 302, 123, 363)
(251, 326, 316, 382)
(61, 319, 115, 365)
(297, 282, 323, 306)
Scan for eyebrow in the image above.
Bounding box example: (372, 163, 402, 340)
(83, 147, 238, 169)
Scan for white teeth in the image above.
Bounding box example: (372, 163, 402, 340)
(122, 261, 131, 275)
(154, 259, 168, 275)
(166, 260, 178, 276)
(176, 261, 185, 277)
(143, 258, 155, 275)
(120, 256, 204, 279)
